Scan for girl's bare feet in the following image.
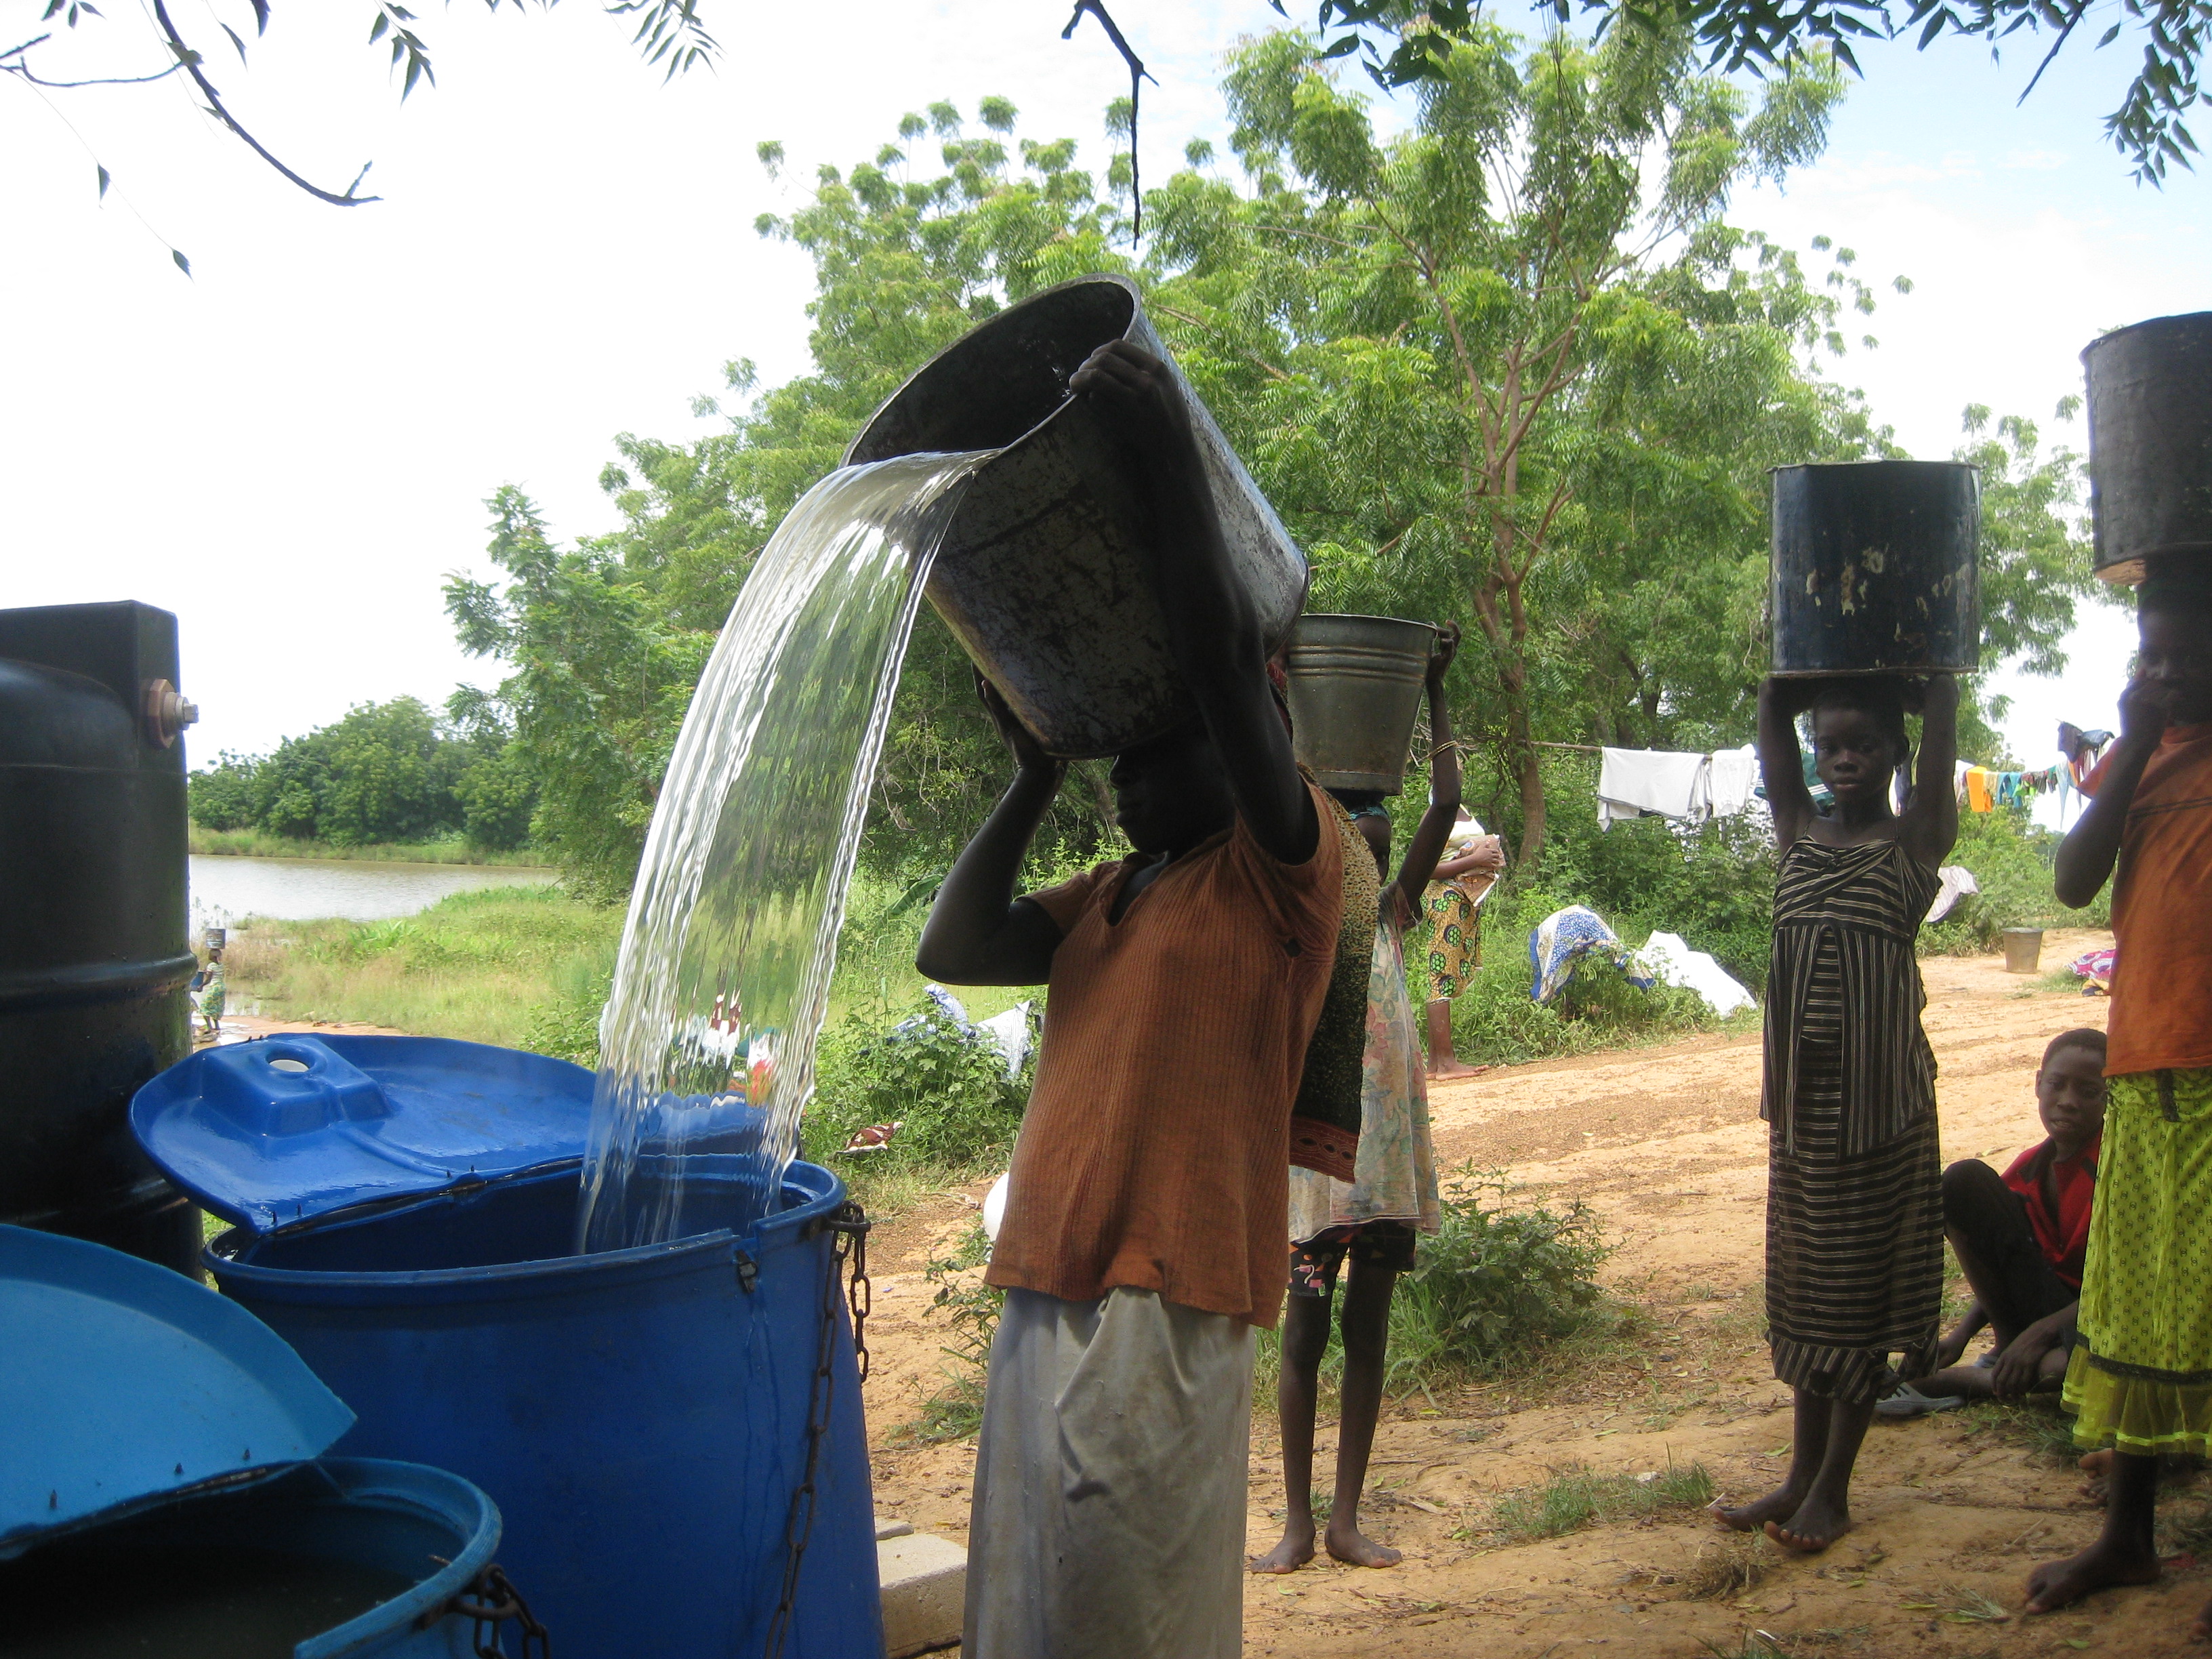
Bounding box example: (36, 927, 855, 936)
(1711, 1486, 1804, 1532)
(1325, 1524, 1401, 1568)
(1427, 1059, 1486, 1079)
(1764, 1491, 1851, 1553)
(1251, 1524, 1315, 1574)
(2023, 1537, 2161, 1613)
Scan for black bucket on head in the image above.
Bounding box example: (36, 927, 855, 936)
(0, 602, 201, 1276)
(1769, 462, 1980, 677)
(2083, 311, 2212, 587)
(846, 274, 1309, 758)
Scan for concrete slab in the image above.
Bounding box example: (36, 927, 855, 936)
(878, 1530, 966, 1658)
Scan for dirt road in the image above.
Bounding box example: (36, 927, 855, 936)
(860, 930, 2212, 1657)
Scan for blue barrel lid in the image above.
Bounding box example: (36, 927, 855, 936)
(0, 1224, 356, 1557)
(131, 1034, 596, 1235)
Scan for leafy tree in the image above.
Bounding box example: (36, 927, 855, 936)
(187, 694, 525, 846)
(1296, 0, 2210, 182)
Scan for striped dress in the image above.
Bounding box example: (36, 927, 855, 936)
(1761, 838, 1944, 1404)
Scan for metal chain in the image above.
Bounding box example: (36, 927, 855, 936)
(429, 1563, 549, 1658)
(764, 1199, 871, 1659)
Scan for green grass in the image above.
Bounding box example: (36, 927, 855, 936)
(225, 884, 620, 1048)
(191, 825, 550, 865)
(1482, 1459, 1715, 1544)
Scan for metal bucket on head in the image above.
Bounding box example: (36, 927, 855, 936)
(2083, 311, 2212, 586)
(845, 274, 1309, 758)
(1283, 614, 1437, 795)
(1770, 462, 1980, 676)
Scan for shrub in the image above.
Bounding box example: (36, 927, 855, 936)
(804, 995, 1033, 1174)
(1387, 1170, 1616, 1389)
(1921, 802, 2110, 953)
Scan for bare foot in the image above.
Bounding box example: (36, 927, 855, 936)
(2023, 1538, 2160, 1614)
(2191, 1588, 2212, 1641)
(1324, 1524, 1401, 1568)
(1764, 1491, 1851, 1553)
(1427, 1060, 1489, 1080)
(1711, 1485, 1803, 1533)
(2080, 1448, 2113, 1475)
(1250, 1526, 1315, 1574)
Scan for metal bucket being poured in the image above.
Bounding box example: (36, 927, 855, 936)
(2083, 311, 2212, 586)
(845, 274, 1309, 758)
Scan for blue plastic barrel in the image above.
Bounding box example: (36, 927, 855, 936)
(205, 1158, 880, 1659)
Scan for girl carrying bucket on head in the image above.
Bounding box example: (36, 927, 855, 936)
(1254, 621, 1463, 1576)
(1714, 671, 1958, 1551)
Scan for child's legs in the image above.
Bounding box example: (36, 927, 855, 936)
(1330, 1254, 1397, 1517)
(1942, 1158, 2072, 1348)
(1276, 1286, 1334, 1513)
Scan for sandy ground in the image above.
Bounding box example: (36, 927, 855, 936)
(856, 929, 2212, 1658)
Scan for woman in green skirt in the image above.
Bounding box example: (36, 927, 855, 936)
(2029, 567, 2212, 1637)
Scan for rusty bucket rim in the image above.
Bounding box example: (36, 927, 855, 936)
(1766, 459, 1982, 477)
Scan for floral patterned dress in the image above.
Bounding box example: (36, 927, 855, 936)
(1287, 912, 1442, 1243)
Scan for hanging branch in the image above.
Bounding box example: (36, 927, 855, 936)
(1, 31, 185, 86)
(148, 0, 380, 205)
(1061, 0, 1155, 241)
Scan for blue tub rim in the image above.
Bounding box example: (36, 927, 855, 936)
(292, 1456, 504, 1659)
(205, 1159, 848, 1308)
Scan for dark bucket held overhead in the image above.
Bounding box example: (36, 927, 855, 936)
(845, 274, 1309, 758)
(1770, 461, 1980, 677)
(1284, 614, 1437, 796)
(2082, 311, 2212, 586)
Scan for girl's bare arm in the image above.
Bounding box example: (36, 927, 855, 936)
(1758, 676, 1816, 847)
(1904, 672, 1960, 865)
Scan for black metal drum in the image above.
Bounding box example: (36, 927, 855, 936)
(1770, 462, 1980, 677)
(0, 601, 200, 1274)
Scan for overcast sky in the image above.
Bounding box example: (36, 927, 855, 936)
(3, 0, 2203, 779)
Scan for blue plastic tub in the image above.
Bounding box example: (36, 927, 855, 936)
(1, 1458, 506, 1658)
(0, 1223, 516, 1658)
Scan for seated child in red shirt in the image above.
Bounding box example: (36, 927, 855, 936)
(1883, 1027, 2106, 1412)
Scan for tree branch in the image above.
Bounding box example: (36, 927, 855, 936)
(148, 0, 379, 205)
(1062, 0, 1155, 240)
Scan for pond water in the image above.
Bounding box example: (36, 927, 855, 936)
(188, 855, 560, 930)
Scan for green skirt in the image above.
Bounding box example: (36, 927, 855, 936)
(2065, 1067, 2212, 1455)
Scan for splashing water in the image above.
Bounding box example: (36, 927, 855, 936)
(575, 452, 989, 1252)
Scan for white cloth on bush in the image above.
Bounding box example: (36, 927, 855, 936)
(965, 1286, 1254, 1659)
(976, 1002, 1033, 1078)
(1597, 747, 1712, 829)
(1635, 931, 1757, 1018)
(1923, 866, 1980, 924)
(1529, 905, 1655, 1004)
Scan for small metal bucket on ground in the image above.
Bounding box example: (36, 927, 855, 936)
(2003, 927, 2045, 975)
(1282, 614, 1437, 794)
(1770, 462, 1980, 676)
(846, 274, 1309, 758)
(2083, 311, 2212, 586)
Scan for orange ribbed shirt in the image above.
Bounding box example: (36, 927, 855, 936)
(2099, 724, 2212, 1076)
(985, 787, 1344, 1328)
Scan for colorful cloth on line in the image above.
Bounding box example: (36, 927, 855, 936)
(1422, 874, 1493, 1000)
(1528, 906, 1652, 1006)
(1287, 914, 1441, 1244)
(2064, 1068, 2212, 1456)
(1761, 838, 1944, 1404)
